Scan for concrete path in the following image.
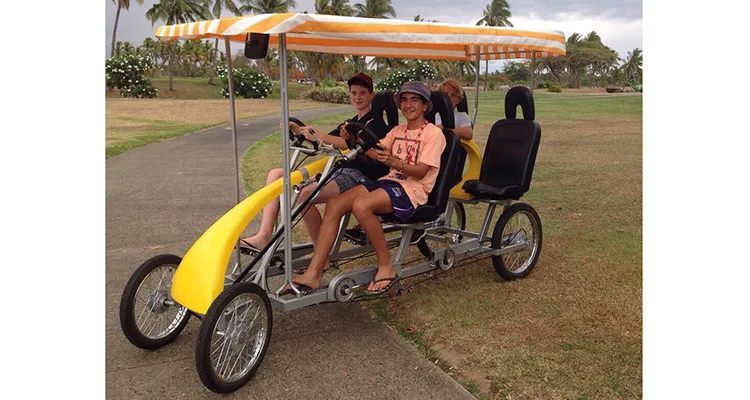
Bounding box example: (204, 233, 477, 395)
(105, 105, 475, 400)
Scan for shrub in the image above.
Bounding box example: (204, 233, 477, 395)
(606, 87, 621, 93)
(547, 83, 562, 93)
(216, 65, 272, 99)
(488, 81, 496, 91)
(105, 54, 158, 98)
(376, 60, 437, 92)
(301, 86, 350, 104)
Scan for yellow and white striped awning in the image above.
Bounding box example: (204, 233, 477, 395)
(154, 13, 565, 60)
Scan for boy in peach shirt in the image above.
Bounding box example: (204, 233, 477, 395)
(284, 81, 445, 295)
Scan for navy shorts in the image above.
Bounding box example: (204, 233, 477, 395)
(360, 178, 415, 223)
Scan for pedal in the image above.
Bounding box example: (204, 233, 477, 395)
(344, 228, 367, 246)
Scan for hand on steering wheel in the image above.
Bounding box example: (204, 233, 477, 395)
(343, 122, 384, 152)
(288, 117, 318, 150)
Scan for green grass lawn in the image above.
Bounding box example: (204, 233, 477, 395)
(240, 90, 643, 399)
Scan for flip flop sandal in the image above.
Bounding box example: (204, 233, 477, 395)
(238, 239, 261, 255)
(363, 276, 399, 296)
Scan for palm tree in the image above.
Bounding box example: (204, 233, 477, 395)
(110, 0, 144, 58)
(622, 48, 643, 85)
(207, 0, 241, 85)
(353, 0, 395, 18)
(240, 0, 296, 13)
(146, 0, 212, 90)
(476, 0, 513, 90)
(315, 0, 354, 15)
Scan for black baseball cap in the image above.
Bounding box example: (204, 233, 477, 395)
(347, 72, 374, 93)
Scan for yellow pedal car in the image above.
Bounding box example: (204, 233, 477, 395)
(118, 12, 565, 393)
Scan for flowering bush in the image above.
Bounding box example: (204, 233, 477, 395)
(105, 54, 158, 98)
(375, 60, 437, 92)
(216, 66, 272, 99)
(301, 87, 350, 104)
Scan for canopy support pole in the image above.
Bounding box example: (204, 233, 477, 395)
(278, 33, 294, 290)
(530, 53, 536, 94)
(472, 50, 480, 126)
(225, 37, 243, 273)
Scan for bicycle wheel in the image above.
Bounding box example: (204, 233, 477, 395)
(119, 254, 191, 349)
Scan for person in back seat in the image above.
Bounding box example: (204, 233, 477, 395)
(282, 81, 446, 296)
(434, 78, 473, 140)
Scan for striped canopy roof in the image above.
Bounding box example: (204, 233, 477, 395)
(154, 13, 565, 61)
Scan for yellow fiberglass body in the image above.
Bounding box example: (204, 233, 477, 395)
(450, 139, 482, 200)
(170, 157, 329, 315)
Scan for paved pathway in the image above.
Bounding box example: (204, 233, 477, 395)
(105, 105, 475, 400)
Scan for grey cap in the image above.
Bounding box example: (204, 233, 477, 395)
(394, 81, 433, 114)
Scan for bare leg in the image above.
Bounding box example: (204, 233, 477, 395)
(291, 185, 369, 289)
(350, 189, 396, 292)
(241, 168, 282, 248)
(298, 180, 341, 251)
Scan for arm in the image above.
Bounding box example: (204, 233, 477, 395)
(375, 149, 431, 180)
(299, 125, 348, 149)
(453, 126, 473, 140)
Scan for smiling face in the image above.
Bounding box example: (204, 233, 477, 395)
(399, 92, 428, 122)
(349, 83, 373, 114)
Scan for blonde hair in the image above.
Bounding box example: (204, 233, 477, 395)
(439, 78, 464, 97)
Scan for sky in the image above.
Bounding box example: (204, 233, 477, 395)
(104, 0, 642, 71)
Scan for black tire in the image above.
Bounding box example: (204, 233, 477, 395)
(195, 282, 273, 393)
(119, 254, 191, 350)
(417, 201, 466, 258)
(490, 203, 543, 280)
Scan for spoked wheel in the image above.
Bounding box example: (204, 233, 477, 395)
(119, 254, 191, 349)
(195, 282, 272, 393)
(490, 203, 543, 280)
(417, 201, 466, 258)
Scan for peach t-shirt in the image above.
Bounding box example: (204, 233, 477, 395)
(379, 121, 446, 207)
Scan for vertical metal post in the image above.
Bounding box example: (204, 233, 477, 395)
(278, 33, 294, 288)
(225, 38, 242, 273)
(530, 53, 536, 94)
(472, 49, 480, 126)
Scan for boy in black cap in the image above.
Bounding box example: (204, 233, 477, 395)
(241, 72, 390, 266)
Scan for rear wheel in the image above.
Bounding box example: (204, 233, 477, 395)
(195, 282, 272, 393)
(119, 254, 191, 349)
(490, 203, 542, 280)
(417, 201, 466, 258)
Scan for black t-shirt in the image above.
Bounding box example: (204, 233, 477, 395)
(330, 109, 391, 180)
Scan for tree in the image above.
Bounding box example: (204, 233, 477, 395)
(503, 60, 530, 83)
(208, 0, 241, 85)
(146, 0, 212, 90)
(476, 0, 513, 90)
(622, 48, 642, 85)
(537, 31, 620, 88)
(353, 0, 396, 18)
(314, 0, 354, 15)
(239, 0, 296, 13)
(110, 0, 145, 58)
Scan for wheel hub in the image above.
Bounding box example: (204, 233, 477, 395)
(147, 290, 171, 314)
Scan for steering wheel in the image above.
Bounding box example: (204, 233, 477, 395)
(344, 122, 384, 152)
(288, 117, 318, 151)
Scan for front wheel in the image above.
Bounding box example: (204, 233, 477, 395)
(195, 282, 272, 393)
(490, 203, 543, 280)
(119, 254, 191, 349)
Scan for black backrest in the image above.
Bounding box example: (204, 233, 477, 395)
(425, 91, 455, 129)
(371, 91, 399, 128)
(478, 86, 541, 194)
(457, 92, 468, 113)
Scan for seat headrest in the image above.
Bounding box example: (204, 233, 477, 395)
(372, 91, 399, 128)
(425, 91, 455, 129)
(504, 86, 535, 121)
(457, 92, 469, 113)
